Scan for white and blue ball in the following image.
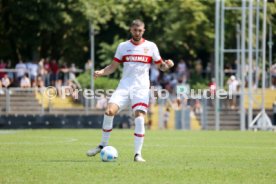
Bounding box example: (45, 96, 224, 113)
(100, 146, 118, 162)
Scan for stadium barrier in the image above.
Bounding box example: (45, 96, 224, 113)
(0, 87, 133, 128)
(0, 114, 131, 129)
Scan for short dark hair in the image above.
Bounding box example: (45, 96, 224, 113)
(131, 19, 144, 27)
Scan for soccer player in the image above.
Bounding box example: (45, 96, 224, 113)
(87, 19, 174, 162)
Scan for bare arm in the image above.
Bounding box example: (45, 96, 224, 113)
(94, 61, 120, 78)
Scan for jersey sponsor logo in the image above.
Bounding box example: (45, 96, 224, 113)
(122, 55, 152, 63)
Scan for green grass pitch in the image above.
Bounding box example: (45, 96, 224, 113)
(0, 129, 276, 184)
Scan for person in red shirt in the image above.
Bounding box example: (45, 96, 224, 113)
(0, 59, 7, 79)
(50, 59, 59, 86)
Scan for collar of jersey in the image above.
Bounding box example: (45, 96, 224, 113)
(130, 38, 145, 46)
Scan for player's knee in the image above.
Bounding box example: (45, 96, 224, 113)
(134, 110, 146, 118)
(105, 108, 116, 116)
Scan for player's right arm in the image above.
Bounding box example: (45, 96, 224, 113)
(94, 43, 123, 79)
(94, 61, 120, 78)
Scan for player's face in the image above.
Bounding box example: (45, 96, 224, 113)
(130, 25, 145, 42)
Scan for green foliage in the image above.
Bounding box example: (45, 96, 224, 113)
(94, 77, 119, 90)
(97, 35, 124, 78)
(77, 72, 119, 90)
(189, 72, 209, 90)
(0, 0, 275, 71)
(76, 72, 90, 89)
(191, 81, 209, 91)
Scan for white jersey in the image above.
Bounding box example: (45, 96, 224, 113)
(113, 38, 161, 89)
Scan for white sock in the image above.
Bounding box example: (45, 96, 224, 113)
(134, 116, 145, 155)
(100, 114, 114, 147)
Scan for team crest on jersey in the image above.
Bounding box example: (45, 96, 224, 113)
(143, 47, 149, 54)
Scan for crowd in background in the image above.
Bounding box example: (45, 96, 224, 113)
(1, 58, 275, 116)
(0, 59, 82, 94)
(2, 58, 275, 92)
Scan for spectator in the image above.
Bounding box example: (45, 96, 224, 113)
(208, 78, 216, 95)
(273, 99, 276, 125)
(34, 74, 44, 88)
(163, 107, 170, 129)
(227, 75, 239, 109)
(6, 60, 14, 85)
(28, 61, 38, 83)
(228, 75, 239, 93)
(0, 80, 4, 94)
(38, 59, 46, 86)
(244, 63, 249, 87)
(194, 99, 202, 114)
(20, 73, 31, 88)
(38, 59, 45, 76)
(15, 60, 27, 82)
(85, 59, 93, 72)
(55, 78, 63, 97)
(146, 102, 153, 129)
(270, 63, 276, 89)
(177, 59, 186, 73)
(59, 63, 69, 84)
(208, 78, 216, 107)
(66, 80, 78, 99)
(69, 63, 79, 80)
(150, 64, 160, 85)
(0, 59, 6, 79)
(252, 62, 259, 89)
(169, 73, 178, 91)
(96, 96, 108, 110)
(43, 59, 51, 86)
(50, 59, 59, 86)
(1, 74, 11, 88)
(25, 60, 32, 72)
(177, 59, 187, 83)
(195, 59, 203, 75)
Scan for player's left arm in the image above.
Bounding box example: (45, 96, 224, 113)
(152, 43, 174, 72)
(156, 59, 174, 72)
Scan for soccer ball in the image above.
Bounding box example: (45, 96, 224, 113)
(100, 146, 118, 162)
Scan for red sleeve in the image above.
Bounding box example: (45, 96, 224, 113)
(113, 57, 122, 63)
(154, 59, 162, 64)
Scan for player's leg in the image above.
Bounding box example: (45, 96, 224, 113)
(131, 88, 149, 162)
(86, 103, 119, 157)
(133, 110, 146, 162)
(99, 103, 119, 147)
(87, 88, 129, 157)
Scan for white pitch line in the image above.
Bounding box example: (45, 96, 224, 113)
(63, 138, 79, 143)
(144, 144, 276, 150)
(0, 131, 17, 135)
(0, 137, 78, 145)
(80, 143, 276, 150)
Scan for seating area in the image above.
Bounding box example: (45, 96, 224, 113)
(0, 88, 106, 115)
(0, 88, 42, 115)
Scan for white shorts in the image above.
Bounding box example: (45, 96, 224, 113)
(108, 87, 149, 113)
